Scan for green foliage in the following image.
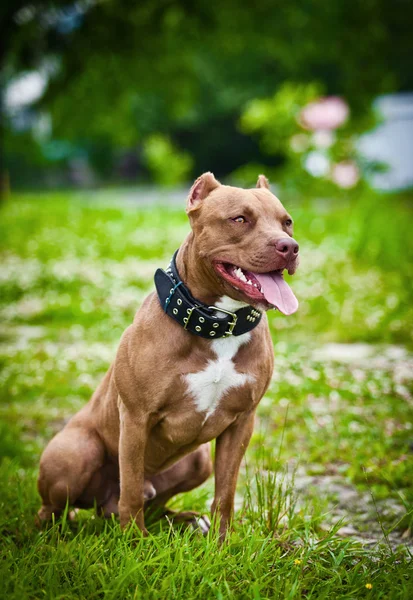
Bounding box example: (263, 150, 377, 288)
(143, 134, 194, 187)
(240, 82, 322, 155)
(3, 0, 413, 181)
(238, 82, 380, 196)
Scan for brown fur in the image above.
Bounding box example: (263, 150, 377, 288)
(37, 173, 298, 539)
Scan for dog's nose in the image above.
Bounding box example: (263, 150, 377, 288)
(274, 237, 299, 260)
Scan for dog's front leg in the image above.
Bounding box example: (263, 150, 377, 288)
(211, 410, 255, 541)
(118, 398, 148, 534)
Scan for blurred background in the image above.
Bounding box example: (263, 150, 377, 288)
(1, 0, 413, 192)
(1, 0, 413, 577)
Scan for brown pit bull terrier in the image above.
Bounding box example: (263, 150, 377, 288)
(37, 173, 299, 539)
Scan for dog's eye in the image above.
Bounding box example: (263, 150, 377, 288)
(232, 216, 247, 223)
(285, 219, 293, 227)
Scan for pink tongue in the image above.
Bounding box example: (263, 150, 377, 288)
(253, 272, 299, 315)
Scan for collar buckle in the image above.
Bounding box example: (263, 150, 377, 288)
(209, 306, 238, 337)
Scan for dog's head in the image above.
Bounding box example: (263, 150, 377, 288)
(186, 172, 299, 314)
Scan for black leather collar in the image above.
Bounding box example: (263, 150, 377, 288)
(154, 250, 262, 339)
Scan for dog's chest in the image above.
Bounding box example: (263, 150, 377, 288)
(184, 331, 254, 420)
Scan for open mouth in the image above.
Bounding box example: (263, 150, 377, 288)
(214, 262, 299, 315)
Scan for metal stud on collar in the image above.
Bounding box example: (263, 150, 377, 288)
(184, 305, 199, 330)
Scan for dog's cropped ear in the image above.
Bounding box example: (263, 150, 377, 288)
(187, 172, 220, 213)
(256, 174, 270, 190)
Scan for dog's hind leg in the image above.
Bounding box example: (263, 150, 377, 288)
(37, 426, 105, 522)
(99, 480, 156, 519)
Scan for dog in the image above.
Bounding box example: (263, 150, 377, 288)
(37, 173, 299, 539)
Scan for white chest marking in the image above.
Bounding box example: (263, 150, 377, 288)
(184, 297, 255, 419)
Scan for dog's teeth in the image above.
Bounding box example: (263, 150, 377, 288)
(234, 267, 247, 283)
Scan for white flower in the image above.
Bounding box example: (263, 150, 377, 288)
(331, 161, 360, 188)
(312, 129, 335, 149)
(300, 97, 349, 130)
(304, 151, 330, 177)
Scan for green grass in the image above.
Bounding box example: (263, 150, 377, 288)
(0, 189, 412, 598)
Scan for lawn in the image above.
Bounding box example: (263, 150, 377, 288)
(0, 188, 412, 599)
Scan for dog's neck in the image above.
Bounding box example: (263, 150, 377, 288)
(176, 233, 223, 306)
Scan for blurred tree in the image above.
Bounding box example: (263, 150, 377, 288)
(236, 82, 378, 194)
(2, 0, 413, 186)
(143, 133, 193, 186)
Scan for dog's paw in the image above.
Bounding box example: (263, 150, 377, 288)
(161, 510, 210, 535)
(191, 515, 211, 536)
(143, 481, 156, 501)
(69, 508, 80, 521)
